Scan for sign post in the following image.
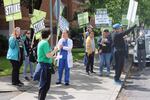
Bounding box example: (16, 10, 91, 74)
(127, 0, 138, 28)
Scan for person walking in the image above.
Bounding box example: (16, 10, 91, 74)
(113, 23, 136, 84)
(7, 27, 26, 86)
(33, 29, 58, 100)
(56, 30, 73, 86)
(137, 30, 146, 70)
(85, 31, 95, 75)
(98, 29, 112, 76)
(23, 30, 34, 81)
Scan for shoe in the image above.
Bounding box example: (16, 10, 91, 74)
(24, 76, 30, 81)
(114, 80, 123, 85)
(106, 73, 110, 77)
(65, 83, 70, 86)
(12, 83, 22, 87)
(56, 82, 62, 85)
(18, 81, 24, 86)
(30, 76, 33, 79)
(91, 71, 96, 73)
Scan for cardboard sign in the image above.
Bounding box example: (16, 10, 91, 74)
(95, 9, 109, 25)
(3, 0, 22, 21)
(59, 16, 69, 32)
(77, 12, 89, 28)
(31, 9, 46, 33)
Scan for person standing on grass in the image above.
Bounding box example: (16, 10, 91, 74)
(23, 30, 34, 81)
(98, 29, 112, 77)
(33, 29, 58, 100)
(7, 27, 26, 86)
(56, 30, 73, 86)
(85, 31, 95, 75)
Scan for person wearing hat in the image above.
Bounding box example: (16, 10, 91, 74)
(56, 30, 73, 86)
(113, 23, 136, 84)
(34, 29, 58, 100)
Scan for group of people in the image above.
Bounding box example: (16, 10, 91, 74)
(6, 23, 138, 100)
(7, 27, 73, 100)
(84, 23, 137, 84)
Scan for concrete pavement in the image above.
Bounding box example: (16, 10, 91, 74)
(7, 62, 126, 100)
(117, 67, 150, 100)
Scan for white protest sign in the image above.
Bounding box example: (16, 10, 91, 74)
(95, 9, 109, 25)
(33, 19, 45, 33)
(59, 16, 69, 32)
(127, 0, 138, 22)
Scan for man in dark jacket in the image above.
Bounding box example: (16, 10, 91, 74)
(113, 23, 136, 84)
(98, 29, 112, 76)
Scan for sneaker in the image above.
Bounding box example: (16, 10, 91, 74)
(64, 83, 70, 86)
(24, 76, 30, 81)
(56, 82, 62, 85)
(106, 73, 110, 77)
(30, 76, 33, 79)
(12, 83, 22, 87)
(90, 71, 96, 73)
(18, 81, 24, 86)
(114, 80, 123, 85)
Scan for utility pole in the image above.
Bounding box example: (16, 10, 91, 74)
(50, 0, 53, 48)
(9, 0, 15, 36)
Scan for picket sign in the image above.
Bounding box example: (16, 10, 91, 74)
(3, 0, 22, 22)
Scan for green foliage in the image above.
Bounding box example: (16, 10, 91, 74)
(82, 0, 150, 26)
(72, 48, 85, 61)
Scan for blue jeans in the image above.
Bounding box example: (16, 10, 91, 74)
(23, 56, 34, 77)
(99, 53, 111, 74)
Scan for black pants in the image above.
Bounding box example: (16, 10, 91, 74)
(10, 60, 22, 84)
(38, 66, 51, 100)
(86, 52, 94, 72)
(114, 51, 125, 81)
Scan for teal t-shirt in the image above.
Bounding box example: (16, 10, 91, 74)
(37, 39, 52, 64)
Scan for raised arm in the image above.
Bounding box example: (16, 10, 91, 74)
(122, 25, 137, 36)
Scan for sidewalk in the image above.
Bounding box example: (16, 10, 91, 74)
(6, 61, 126, 100)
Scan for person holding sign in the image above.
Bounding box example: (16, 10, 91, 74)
(113, 23, 136, 84)
(7, 27, 26, 86)
(33, 29, 58, 100)
(85, 31, 95, 75)
(56, 30, 73, 86)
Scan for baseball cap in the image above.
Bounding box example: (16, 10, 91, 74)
(113, 23, 122, 29)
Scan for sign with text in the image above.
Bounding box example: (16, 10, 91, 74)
(3, 0, 22, 21)
(77, 12, 89, 28)
(59, 16, 69, 32)
(31, 9, 46, 33)
(95, 8, 109, 25)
